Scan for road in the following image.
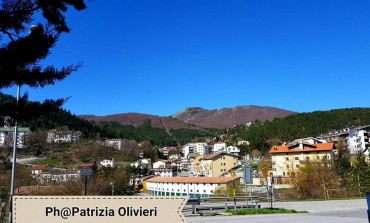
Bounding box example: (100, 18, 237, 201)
(187, 199, 368, 223)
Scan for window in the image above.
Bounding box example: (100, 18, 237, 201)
(295, 157, 299, 160)
(306, 157, 310, 161)
(210, 190, 214, 193)
(190, 190, 193, 192)
(287, 165, 289, 168)
(196, 190, 199, 192)
(203, 190, 206, 193)
(283, 172, 285, 176)
(296, 164, 300, 168)
(177, 189, 180, 192)
(286, 157, 289, 161)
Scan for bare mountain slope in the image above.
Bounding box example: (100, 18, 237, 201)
(171, 106, 296, 128)
(79, 106, 295, 130)
(79, 113, 197, 129)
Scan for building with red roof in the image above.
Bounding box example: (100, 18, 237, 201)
(269, 142, 335, 177)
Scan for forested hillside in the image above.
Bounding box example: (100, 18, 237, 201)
(0, 93, 217, 147)
(230, 108, 370, 153)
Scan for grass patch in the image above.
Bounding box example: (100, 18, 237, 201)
(225, 208, 308, 215)
(32, 157, 61, 166)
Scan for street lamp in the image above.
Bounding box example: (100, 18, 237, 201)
(8, 84, 21, 223)
(9, 26, 35, 223)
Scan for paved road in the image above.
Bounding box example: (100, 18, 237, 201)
(187, 199, 368, 223)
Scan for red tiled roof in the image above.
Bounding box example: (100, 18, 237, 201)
(32, 164, 49, 170)
(269, 142, 335, 154)
(79, 163, 94, 167)
(145, 176, 241, 184)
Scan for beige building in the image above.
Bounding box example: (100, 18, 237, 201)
(269, 142, 335, 177)
(199, 152, 238, 177)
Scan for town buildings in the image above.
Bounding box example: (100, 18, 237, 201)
(269, 142, 335, 177)
(317, 125, 370, 156)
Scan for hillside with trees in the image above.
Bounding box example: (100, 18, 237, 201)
(0, 92, 217, 147)
(228, 107, 370, 154)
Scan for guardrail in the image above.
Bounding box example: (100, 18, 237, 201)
(185, 196, 261, 214)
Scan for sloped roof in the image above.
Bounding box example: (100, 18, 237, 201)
(201, 152, 238, 160)
(145, 176, 240, 184)
(79, 163, 94, 168)
(269, 142, 335, 154)
(32, 164, 50, 170)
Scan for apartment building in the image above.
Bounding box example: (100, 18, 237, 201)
(317, 126, 370, 156)
(213, 141, 226, 152)
(182, 143, 209, 157)
(199, 152, 239, 177)
(269, 142, 335, 177)
(0, 126, 31, 148)
(47, 128, 82, 143)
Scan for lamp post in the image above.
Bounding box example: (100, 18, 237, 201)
(231, 171, 236, 210)
(8, 84, 20, 223)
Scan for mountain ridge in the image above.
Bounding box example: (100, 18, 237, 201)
(79, 105, 296, 129)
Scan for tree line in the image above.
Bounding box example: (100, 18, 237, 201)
(229, 107, 370, 153)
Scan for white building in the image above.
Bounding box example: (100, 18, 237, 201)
(145, 176, 241, 198)
(152, 169, 174, 177)
(213, 141, 226, 152)
(104, 139, 123, 150)
(42, 169, 79, 184)
(131, 158, 152, 169)
(153, 160, 172, 169)
(47, 129, 81, 143)
(182, 143, 209, 157)
(100, 159, 115, 167)
(0, 126, 31, 148)
(219, 146, 240, 156)
(349, 126, 370, 155)
(318, 126, 370, 156)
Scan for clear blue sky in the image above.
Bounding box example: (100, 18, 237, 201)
(3, 0, 370, 116)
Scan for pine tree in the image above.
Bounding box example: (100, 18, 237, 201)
(0, 0, 87, 121)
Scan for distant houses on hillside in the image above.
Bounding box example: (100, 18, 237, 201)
(47, 128, 82, 143)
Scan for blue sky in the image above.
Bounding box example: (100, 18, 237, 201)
(3, 0, 370, 116)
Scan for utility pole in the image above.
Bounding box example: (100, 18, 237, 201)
(231, 171, 236, 210)
(8, 85, 21, 223)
